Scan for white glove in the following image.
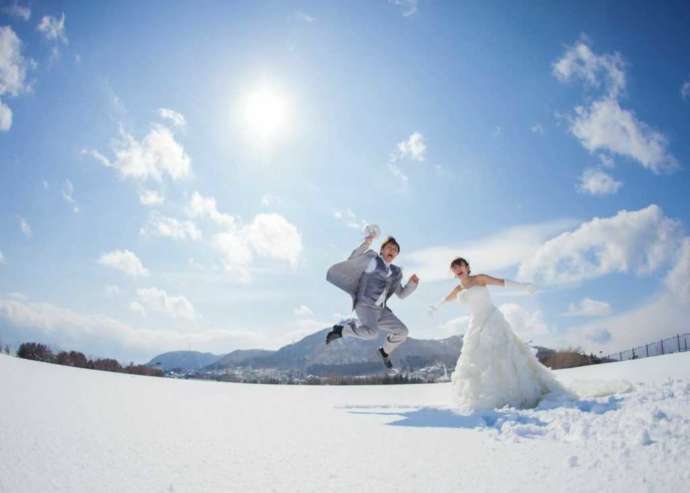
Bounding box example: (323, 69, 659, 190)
(504, 279, 537, 295)
(363, 224, 381, 241)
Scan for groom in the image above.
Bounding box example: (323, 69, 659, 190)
(325, 226, 419, 369)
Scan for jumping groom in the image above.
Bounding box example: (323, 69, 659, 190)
(325, 225, 420, 369)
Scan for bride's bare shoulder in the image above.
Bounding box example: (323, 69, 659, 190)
(467, 275, 484, 286)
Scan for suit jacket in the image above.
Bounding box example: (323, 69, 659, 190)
(326, 241, 417, 309)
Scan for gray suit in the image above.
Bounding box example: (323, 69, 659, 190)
(326, 241, 417, 354)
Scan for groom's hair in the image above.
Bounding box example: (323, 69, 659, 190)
(450, 257, 470, 273)
(380, 236, 400, 253)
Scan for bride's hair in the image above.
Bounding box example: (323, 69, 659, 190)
(450, 257, 470, 274)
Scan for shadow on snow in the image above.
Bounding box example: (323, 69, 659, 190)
(345, 395, 624, 433)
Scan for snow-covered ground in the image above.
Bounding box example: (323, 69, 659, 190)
(1, 353, 689, 493)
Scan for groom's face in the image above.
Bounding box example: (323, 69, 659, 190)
(380, 244, 399, 263)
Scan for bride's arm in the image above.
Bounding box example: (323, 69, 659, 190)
(475, 274, 505, 286)
(428, 285, 462, 315)
(476, 274, 536, 293)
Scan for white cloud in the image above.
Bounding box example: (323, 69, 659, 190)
(213, 213, 303, 281)
(665, 238, 690, 304)
(0, 250, 5, 265)
(0, 25, 30, 132)
(578, 168, 622, 196)
(387, 162, 409, 188)
(570, 98, 678, 174)
(564, 298, 612, 317)
(389, 0, 418, 17)
(104, 285, 121, 298)
(554, 40, 678, 174)
(552, 39, 625, 98)
(83, 123, 191, 182)
(396, 132, 426, 162)
(0, 97, 10, 131)
(518, 205, 683, 285)
(18, 216, 31, 238)
(2, 3, 31, 20)
(530, 123, 544, 135)
(37, 13, 68, 44)
(681, 80, 690, 101)
(0, 26, 29, 96)
(135, 287, 195, 320)
(140, 212, 202, 241)
(0, 294, 270, 362)
(245, 213, 302, 266)
(129, 300, 147, 317)
(98, 249, 149, 277)
(560, 238, 690, 353)
(260, 193, 280, 208)
(292, 11, 315, 23)
(213, 231, 254, 282)
(158, 108, 186, 128)
(80, 148, 110, 167)
(403, 219, 577, 283)
(293, 305, 314, 318)
(188, 258, 206, 271)
(61, 179, 79, 212)
(333, 208, 367, 231)
(499, 303, 550, 340)
(138, 189, 164, 206)
(582, 327, 612, 345)
(598, 154, 615, 168)
(386, 132, 426, 186)
(187, 192, 236, 227)
(439, 315, 470, 337)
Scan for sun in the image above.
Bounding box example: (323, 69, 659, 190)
(241, 84, 290, 142)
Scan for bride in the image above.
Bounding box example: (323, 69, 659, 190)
(430, 257, 565, 411)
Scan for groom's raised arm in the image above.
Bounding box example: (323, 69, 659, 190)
(348, 237, 374, 260)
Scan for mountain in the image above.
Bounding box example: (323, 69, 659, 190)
(205, 349, 275, 370)
(147, 351, 223, 371)
(149, 331, 554, 377)
(207, 328, 464, 376)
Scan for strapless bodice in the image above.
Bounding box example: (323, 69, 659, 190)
(457, 283, 495, 321)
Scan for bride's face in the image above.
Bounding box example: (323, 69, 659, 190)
(451, 263, 468, 278)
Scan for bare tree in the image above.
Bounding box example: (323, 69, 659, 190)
(17, 342, 55, 363)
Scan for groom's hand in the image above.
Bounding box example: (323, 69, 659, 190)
(409, 274, 419, 284)
(363, 224, 380, 243)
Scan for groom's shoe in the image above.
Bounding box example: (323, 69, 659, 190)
(326, 324, 343, 345)
(378, 347, 393, 369)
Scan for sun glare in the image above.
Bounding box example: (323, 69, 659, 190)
(241, 84, 290, 142)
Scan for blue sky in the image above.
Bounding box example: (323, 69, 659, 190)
(1, 0, 689, 362)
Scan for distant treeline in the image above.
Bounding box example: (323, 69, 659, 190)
(540, 349, 609, 369)
(15, 342, 163, 377)
(201, 372, 427, 385)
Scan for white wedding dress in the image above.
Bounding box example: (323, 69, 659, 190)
(451, 282, 565, 411)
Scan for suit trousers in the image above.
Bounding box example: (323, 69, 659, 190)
(342, 303, 409, 355)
